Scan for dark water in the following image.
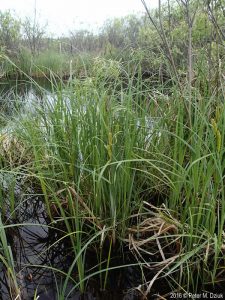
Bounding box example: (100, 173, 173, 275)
(0, 181, 69, 299)
(0, 169, 145, 299)
(0, 195, 145, 300)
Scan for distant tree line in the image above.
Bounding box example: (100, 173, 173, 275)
(0, 0, 224, 80)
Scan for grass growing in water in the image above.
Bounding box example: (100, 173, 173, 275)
(0, 54, 225, 298)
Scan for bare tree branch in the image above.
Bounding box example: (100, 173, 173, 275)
(141, 0, 182, 89)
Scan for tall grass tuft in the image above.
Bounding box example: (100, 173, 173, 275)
(0, 49, 225, 297)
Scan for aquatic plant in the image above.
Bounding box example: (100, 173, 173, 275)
(0, 0, 224, 297)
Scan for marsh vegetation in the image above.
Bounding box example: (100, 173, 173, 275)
(0, 0, 225, 299)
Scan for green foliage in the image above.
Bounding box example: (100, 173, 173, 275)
(0, 11, 21, 53)
(0, 1, 225, 297)
(33, 50, 70, 75)
(1, 0, 224, 82)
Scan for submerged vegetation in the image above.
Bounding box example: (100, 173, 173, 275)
(0, 0, 225, 299)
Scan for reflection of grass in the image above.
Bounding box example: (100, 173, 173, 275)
(0, 54, 225, 298)
(0, 215, 21, 299)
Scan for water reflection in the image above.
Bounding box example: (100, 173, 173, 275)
(0, 190, 143, 299)
(0, 79, 55, 118)
(0, 178, 76, 300)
